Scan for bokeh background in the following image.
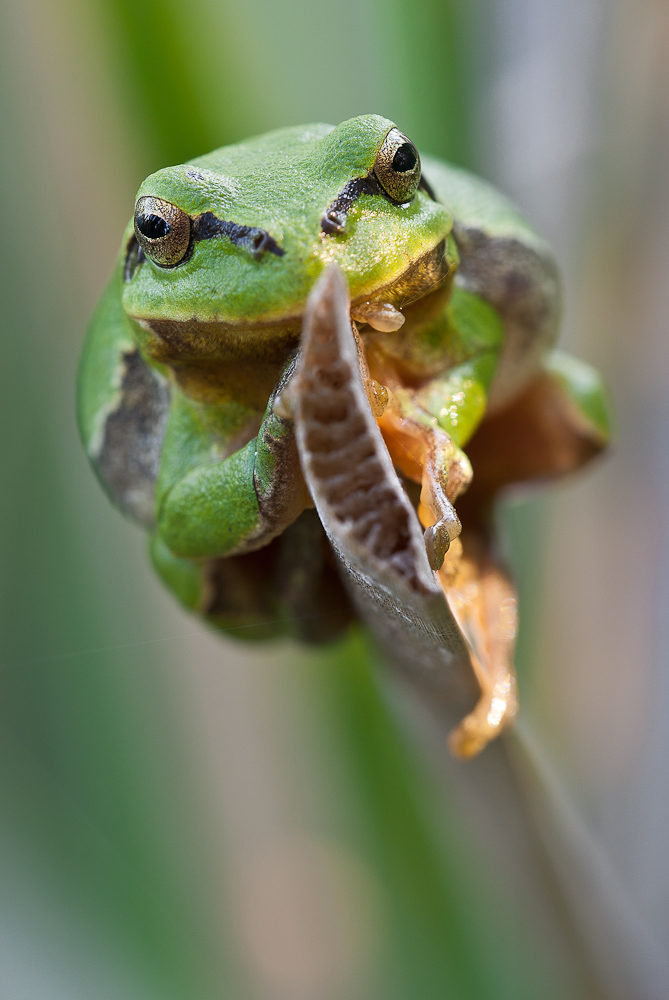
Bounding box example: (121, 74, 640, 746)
(1, 0, 667, 997)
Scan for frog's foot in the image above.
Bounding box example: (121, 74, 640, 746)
(374, 398, 473, 572)
(423, 513, 460, 572)
(438, 535, 519, 758)
(419, 437, 472, 570)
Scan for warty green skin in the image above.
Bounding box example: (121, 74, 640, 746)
(77, 114, 612, 636)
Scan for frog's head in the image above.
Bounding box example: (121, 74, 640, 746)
(121, 115, 455, 363)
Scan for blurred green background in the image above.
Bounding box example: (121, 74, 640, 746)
(1, 0, 668, 997)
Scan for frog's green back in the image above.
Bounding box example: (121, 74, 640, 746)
(422, 156, 561, 411)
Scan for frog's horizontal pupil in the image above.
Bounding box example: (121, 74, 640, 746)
(392, 144, 417, 173)
(137, 213, 170, 240)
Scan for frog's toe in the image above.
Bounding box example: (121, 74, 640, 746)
(418, 441, 465, 570)
(424, 523, 448, 570)
(424, 507, 461, 571)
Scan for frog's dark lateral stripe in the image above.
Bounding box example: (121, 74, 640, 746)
(191, 212, 285, 258)
(124, 214, 284, 281)
(321, 175, 383, 234)
(320, 169, 437, 235)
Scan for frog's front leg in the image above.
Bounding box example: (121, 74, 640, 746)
(372, 347, 500, 572)
(155, 355, 311, 560)
(375, 393, 469, 570)
(412, 355, 501, 568)
(366, 294, 503, 569)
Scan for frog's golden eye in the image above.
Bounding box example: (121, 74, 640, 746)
(134, 196, 191, 268)
(373, 128, 421, 204)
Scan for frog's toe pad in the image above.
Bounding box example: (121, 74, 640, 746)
(423, 508, 462, 571)
(424, 523, 449, 570)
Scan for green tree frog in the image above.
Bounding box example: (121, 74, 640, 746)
(78, 115, 611, 756)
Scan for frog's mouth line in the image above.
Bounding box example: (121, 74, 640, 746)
(132, 237, 453, 346)
(355, 238, 453, 313)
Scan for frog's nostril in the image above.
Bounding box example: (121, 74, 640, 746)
(249, 230, 279, 258)
(321, 208, 346, 235)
